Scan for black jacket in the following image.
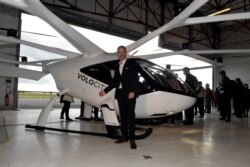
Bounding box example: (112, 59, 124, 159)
(104, 59, 139, 98)
(185, 73, 198, 91)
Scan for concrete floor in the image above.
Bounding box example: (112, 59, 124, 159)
(0, 108, 250, 167)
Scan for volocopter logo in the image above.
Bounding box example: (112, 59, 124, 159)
(77, 72, 107, 90)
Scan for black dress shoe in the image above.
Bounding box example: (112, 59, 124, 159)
(130, 140, 137, 149)
(66, 118, 73, 121)
(183, 120, 193, 125)
(94, 118, 103, 121)
(219, 117, 225, 120)
(115, 137, 128, 144)
(60, 116, 64, 119)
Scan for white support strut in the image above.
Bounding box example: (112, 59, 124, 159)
(36, 89, 68, 127)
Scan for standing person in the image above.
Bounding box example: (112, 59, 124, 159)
(218, 71, 232, 122)
(242, 83, 250, 117)
(196, 81, 205, 118)
(60, 94, 74, 121)
(79, 101, 85, 118)
(99, 46, 139, 149)
(92, 107, 101, 121)
(205, 83, 214, 113)
(233, 78, 244, 118)
(183, 67, 198, 125)
(214, 86, 221, 111)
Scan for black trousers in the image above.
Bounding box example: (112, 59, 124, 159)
(185, 106, 194, 123)
(197, 97, 204, 116)
(61, 101, 71, 119)
(233, 98, 242, 118)
(116, 89, 136, 141)
(220, 94, 231, 120)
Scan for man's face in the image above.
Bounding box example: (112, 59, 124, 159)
(220, 74, 225, 80)
(117, 47, 127, 61)
(183, 69, 188, 75)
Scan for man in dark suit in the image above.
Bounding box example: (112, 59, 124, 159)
(183, 67, 198, 125)
(219, 70, 232, 122)
(99, 45, 139, 149)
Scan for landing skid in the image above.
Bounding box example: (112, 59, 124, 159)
(135, 127, 153, 140)
(75, 117, 104, 121)
(25, 124, 153, 140)
(25, 124, 107, 137)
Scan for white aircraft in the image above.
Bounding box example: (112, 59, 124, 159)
(1, 0, 250, 139)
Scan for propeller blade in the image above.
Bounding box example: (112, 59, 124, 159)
(22, 30, 57, 37)
(0, 0, 105, 56)
(0, 57, 41, 67)
(0, 36, 82, 58)
(0, 52, 64, 66)
(0, 65, 47, 80)
(184, 12, 250, 26)
(126, 0, 208, 52)
(135, 49, 250, 66)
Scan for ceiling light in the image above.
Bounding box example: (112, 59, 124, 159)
(208, 8, 231, 16)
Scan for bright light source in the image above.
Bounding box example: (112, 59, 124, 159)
(208, 8, 231, 16)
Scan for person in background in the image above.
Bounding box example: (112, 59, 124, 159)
(218, 71, 232, 122)
(79, 101, 85, 118)
(166, 64, 171, 70)
(213, 86, 221, 111)
(205, 83, 214, 114)
(183, 67, 198, 125)
(196, 81, 205, 118)
(60, 94, 74, 121)
(92, 107, 102, 121)
(165, 64, 176, 123)
(242, 83, 250, 117)
(233, 78, 243, 118)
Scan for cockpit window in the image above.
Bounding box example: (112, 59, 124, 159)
(135, 59, 195, 96)
(138, 73, 152, 94)
(80, 63, 114, 85)
(81, 58, 195, 96)
(81, 60, 152, 94)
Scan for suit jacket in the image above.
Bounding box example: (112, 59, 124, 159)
(104, 59, 139, 98)
(185, 73, 198, 91)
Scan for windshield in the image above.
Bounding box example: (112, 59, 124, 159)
(135, 59, 195, 96)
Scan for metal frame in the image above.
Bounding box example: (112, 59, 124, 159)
(39, 0, 250, 55)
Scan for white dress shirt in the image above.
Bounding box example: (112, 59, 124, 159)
(119, 58, 127, 88)
(119, 58, 127, 75)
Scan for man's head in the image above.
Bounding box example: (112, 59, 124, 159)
(219, 70, 226, 79)
(166, 64, 171, 70)
(117, 46, 127, 61)
(183, 67, 190, 75)
(235, 78, 241, 84)
(205, 83, 210, 89)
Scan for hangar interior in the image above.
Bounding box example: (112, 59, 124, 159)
(1, 0, 250, 109)
(1, 0, 250, 167)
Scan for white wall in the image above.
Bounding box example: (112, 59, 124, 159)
(220, 57, 250, 85)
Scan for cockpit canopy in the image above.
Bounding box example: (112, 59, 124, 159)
(80, 58, 196, 97)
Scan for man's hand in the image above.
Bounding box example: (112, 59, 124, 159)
(128, 92, 135, 99)
(99, 90, 106, 97)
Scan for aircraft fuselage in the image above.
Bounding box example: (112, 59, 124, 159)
(48, 54, 196, 118)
